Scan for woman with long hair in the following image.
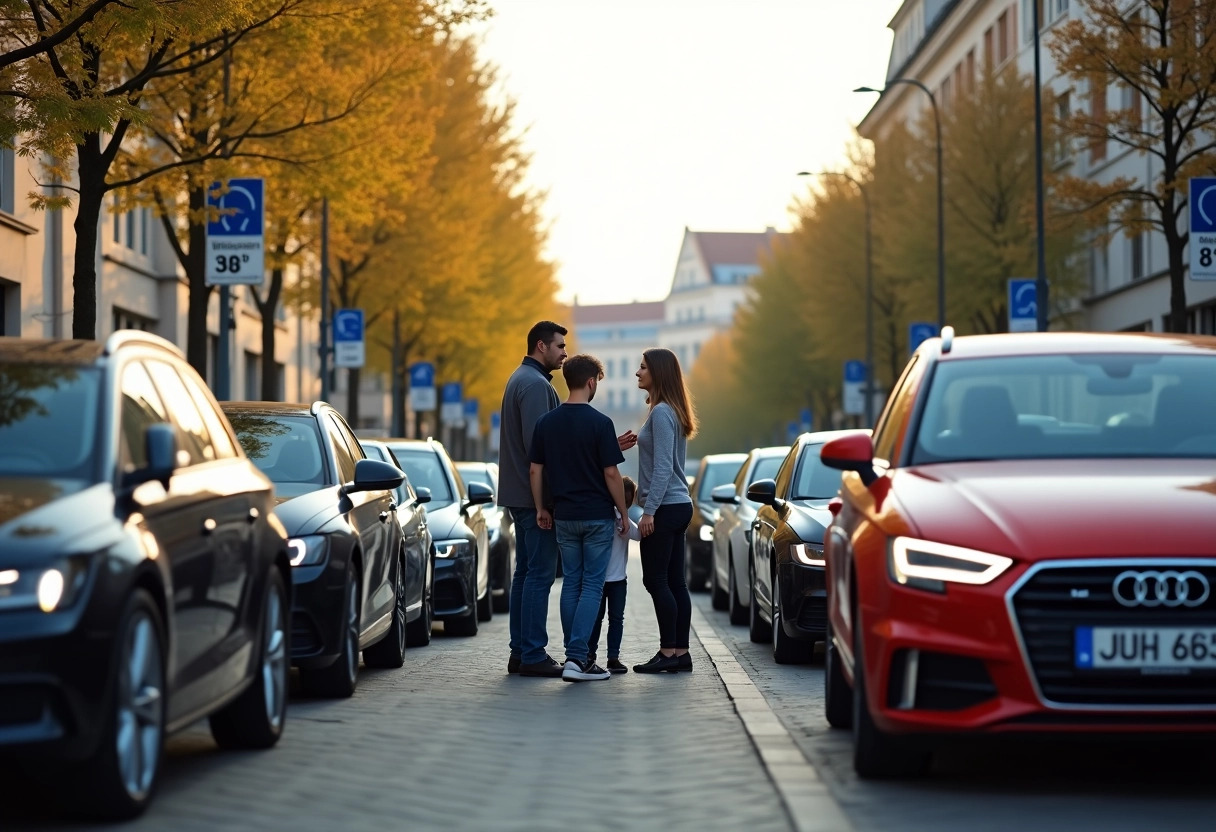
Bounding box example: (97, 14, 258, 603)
(632, 347, 697, 673)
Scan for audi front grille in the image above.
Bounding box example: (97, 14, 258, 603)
(1008, 561, 1216, 707)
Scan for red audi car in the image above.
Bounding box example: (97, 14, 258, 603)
(820, 329, 1216, 778)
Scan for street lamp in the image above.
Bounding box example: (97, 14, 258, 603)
(1031, 0, 1049, 332)
(856, 80, 945, 332)
(798, 170, 875, 427)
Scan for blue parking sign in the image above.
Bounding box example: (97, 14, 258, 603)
(1190, 177, 1216, 280)
(1007, 278, 1037, 333)
(332, 309, 364, 368)
(909, 322, 937, 355)
(409, 362, 436, 411)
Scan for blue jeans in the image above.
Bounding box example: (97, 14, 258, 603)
(588, 579, 627, 660)
(508, 507, 559, 665)
(555, 518, 616, 664)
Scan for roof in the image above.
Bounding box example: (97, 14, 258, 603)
(692, 230, 782, 269)
(933, 332, 1216, 360)
(572, 301, 665, 326)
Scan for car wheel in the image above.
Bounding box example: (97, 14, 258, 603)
(406, 568, 433, 647)
(748, 563, 771, 643)
(852, 603, 930, 778)
(711, 554, 728, 610)
(210, 568, 290, 748)
(476, 555, 494, 622)
(728, 553, 748, 625)
(824, 616, 852, 729)
(772, 569, 813, 664)
(302, 563, 360, 698)
(76, 588, 166, 820)
(364, 555, 407, 669)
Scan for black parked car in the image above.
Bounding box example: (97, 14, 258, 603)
(747, 430, 868, 663)
(684, 453, 747, 591)
(223, 402, 406, 697)
(385, 440, 492, 636)
(455, 461, 514, 613)
(0, 333, 291, 819)
(363, 439, 435, 646)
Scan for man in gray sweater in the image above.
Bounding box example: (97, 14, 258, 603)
(500, 321, 637, 677)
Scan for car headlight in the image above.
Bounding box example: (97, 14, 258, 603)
(288, 535, 329, 567)
(699, 525, 714, 542)
(888, 537, 1013, 593)
(435, 539, 473, 558)
(791, 542, 825, 566)
(0, 556, 90, 613)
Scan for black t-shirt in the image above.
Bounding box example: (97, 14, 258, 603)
(529, 403, 625, 521)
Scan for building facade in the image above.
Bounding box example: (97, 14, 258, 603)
(859, 0, 1216, 334)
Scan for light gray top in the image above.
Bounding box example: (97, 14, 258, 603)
(636, 402, 691, 515)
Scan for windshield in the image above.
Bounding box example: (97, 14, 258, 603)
(0, 364, 100, 480)
(911, 353, 1216, 463)
(791, 443, 844, 500)
(393, 448, 455, 508)
(745, 455, 783, 507)
(697, 458, 745, 502)
(230, 414, 330, 499)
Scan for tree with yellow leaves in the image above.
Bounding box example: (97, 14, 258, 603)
(1050, 0, 1216, 331)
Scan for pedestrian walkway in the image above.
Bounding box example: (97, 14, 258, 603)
(7, 552, 809, 832)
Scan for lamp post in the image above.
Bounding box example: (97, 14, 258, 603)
(1031, 0, 1049, 332)
(799, 171, 875, 426)
(856, 80, 945, 332)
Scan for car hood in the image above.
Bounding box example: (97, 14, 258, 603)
(786, 500, 833, 544)
(424, 503, 471, 542)
(889, 459, 1216, 559)
(273, 486, 344, 536)
(0, 479, 120, 560)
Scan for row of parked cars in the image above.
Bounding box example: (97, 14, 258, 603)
(0, 332, 513, 819)
(690, 328, 1216, 781)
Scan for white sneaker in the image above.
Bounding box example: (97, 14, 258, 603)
(562, 658, 611, 682)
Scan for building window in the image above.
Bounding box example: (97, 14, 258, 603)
(1130, 232, 1145, 280)
(112, 307, 156, 333)
(693, 342, 702, 360)
(244, 350, 260, 400)
(1089, 79, 1107, 163)
(1120, 82, 1141, 130)
(965, 50, 976, 94)
(997, 9, 1010, 64)
(140, 208, 149, 255)
(112, 195, 121, 243)
(1024, 0, 1045, 42)
(0, 144, 14, 214)
(1054, 91, 1072, 162)
(984, 27, 994, 68)
(607, 390, 616, 409)
(1183, 300, 1216, 335)
(1090, 235, 1109, 293)
(0, 279, 10, 335)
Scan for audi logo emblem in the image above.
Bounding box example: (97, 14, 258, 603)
(1111, 570, 1211, 608)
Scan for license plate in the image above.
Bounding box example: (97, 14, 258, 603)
(1075, 626, 1216, 669)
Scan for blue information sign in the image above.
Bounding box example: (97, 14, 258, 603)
(409, 362, 436, 411)
(332, 309, 364, 368)
(1190, 177, 1216, 280)
(441, 382, 463, 424)
(205, 177, 265, 286)
(800, 408, 813, 433)
(909, 322, 938, 355)
(1008, 278, 1038, 333)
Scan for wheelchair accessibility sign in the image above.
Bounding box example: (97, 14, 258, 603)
(1190, 177, 1216, 280)
(205, 178, 265, 286)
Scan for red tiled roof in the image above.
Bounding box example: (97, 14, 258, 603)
(572, 301, 665, 325)
(692, 229, 784, 267)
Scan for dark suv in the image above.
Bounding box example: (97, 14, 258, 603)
(0, 332, 291, 819)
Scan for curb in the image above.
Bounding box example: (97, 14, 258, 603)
(690, 605, 855, 832)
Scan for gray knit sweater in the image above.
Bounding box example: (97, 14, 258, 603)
(636, 402, 691, 515)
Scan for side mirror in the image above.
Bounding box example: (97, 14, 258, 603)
(711, 484, 739, 505)
(135, 422, 178, 490)
(415, 486, 432, 505)
(746, 478, 780, 507)
(820, 434, 879, 487)
(347, 458, 406, 494)
(464, 480, 494, 511)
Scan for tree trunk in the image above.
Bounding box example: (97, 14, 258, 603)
(260, 270, 284, 400)
(71, 137, 106, 340)
(1164, 202, 1188, 333)
(186, 185, 213, 376)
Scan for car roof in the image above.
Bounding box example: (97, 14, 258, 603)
(931, 331, 1216, 360)
(0, 331, 186, 365)
(220, 401, 316, 417)
(749, 446, 790, 460)
(797, 429, 870, 444)
(702, 452, 748, 464)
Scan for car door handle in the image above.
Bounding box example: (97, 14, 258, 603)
(202, 517, 217, 535)
(247, 507, 260, 523)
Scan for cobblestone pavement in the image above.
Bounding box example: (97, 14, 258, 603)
(690, 589, 1216, 832)
(5, 554, 801, 832)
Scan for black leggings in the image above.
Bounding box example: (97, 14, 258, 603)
(640, 502, 694, 649)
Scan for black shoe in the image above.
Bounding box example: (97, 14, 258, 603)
(519, 656, 564, 677)
(508, 653, 521, 674)
(606, 658, 628, 674)
(676, 652, 692, 672)
(634, 652, 680, 673)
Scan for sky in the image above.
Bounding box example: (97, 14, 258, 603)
(470, 0, 904, 306)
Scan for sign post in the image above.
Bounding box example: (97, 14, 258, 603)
(409, 362, 436, 412)
(908, 321, 938, 355)
(800, 407, 813, 434)
(489, 411, 501, 454)
(464, 399, 480, 439)
(205, 177, 265, 400)
(332, 309, 365, 369)
(1007, 278, 1038, 333)
(441, 383, 463, 425)
(843, 360, 866, 417)
(1189, 177, 1216, 280)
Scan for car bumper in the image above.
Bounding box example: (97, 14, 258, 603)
(433, 551, 476, 618)
(289, 558, 348, 670)
(857, 560, 1216, 736)
(777, 561, 826, 640)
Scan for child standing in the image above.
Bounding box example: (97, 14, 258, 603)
(588, 476, 641, 673)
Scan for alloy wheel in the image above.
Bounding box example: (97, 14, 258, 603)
(262, 584, 287, 731)
(116, 612, 164, 802)
(345, 579, 359, 682)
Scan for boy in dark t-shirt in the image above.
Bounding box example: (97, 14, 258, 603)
(529, 354, 629, 682)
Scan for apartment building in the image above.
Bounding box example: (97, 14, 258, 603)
(859, 0, 1216, 333)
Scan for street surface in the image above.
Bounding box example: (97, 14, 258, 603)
(6, 548, 1216, 831)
